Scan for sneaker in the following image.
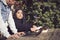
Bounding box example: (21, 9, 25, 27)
(35, 28, 43, 36)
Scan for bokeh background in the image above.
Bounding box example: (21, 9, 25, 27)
(14, 0, 60, 28)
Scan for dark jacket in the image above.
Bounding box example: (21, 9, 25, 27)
(13, 12, 33, 32)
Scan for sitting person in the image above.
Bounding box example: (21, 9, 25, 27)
(13, 8, 42, 36)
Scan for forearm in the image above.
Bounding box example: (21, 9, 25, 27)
(8, 11, 17, 34)
(0, 14, 11, 38)
(0, 4, 11, 38)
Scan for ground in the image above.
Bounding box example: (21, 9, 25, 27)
(6, 28, 60, 40)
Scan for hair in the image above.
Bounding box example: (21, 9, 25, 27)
(13, 7, 26, 20)
(15, 8, 23, 14)
(13, 7, 27, 25)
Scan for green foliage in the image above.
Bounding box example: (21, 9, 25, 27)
(18, 0, 60, 28)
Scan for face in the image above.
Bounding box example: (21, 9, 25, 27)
(6, 0, 16, 5)
(16, 10, 23, 19)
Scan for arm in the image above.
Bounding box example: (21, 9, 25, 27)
(0, 2, 10, 38)
(8, 10, 18, 34)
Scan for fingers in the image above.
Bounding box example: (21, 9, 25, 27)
(31, 28, 37, 32)
(17, 32, 26, 36)
(7, 32, 25, 39)
(8, 34, 20, 39)
(13, 34, 20, 38)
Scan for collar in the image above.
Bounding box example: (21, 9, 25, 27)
(1, 0, 7, 6)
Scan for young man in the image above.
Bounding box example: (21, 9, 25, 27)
(0, 0, 22, 39)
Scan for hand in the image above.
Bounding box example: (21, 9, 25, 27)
(8, 34, 19, 39)
(31, 28, 37, 32)
(16, 32, 25, 36)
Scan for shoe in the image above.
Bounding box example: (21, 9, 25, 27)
(35, 28, 43, 36)
(34, 26, 49, 36)
(42, 29, 48, 33)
